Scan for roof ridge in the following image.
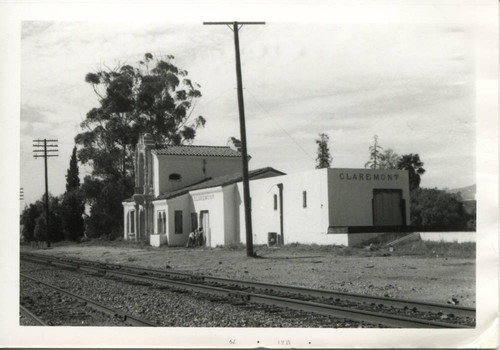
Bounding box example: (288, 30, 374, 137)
(155, 166, 285, 201)
(154, 144, 232, 149)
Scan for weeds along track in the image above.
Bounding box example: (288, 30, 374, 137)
(21, 252, 475, 328)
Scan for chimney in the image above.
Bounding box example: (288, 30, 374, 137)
(227, 137, 242, 153)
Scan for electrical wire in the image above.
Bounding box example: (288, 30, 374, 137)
(244, 87, 315, 162)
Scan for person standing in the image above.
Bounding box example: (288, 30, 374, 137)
(186, 230, 195, 248)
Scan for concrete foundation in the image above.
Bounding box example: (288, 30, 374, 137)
(150, 234, 168, 247)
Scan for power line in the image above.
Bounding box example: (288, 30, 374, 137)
(33, 139, 59, 248)
(244, 87, 316, 162)
(203, 21, 265, 258)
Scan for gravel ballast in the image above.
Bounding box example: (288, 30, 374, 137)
(25, 242, 475, 307)
(20, 261, 377, 328)
(20, 275, 126, 326)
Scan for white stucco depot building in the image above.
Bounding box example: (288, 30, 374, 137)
(123, 134, 410, 247)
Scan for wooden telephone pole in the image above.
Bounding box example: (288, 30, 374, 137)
(33, 139, 58, 247)
(203, 21, 265, 257)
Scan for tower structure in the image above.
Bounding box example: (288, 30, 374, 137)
(132, 134, 155, 241)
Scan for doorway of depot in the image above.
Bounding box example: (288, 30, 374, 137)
(372, 189, 404, 226)
(200, 210, 210, 247)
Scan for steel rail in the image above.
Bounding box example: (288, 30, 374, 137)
(21, 255, 471, 328)
(90, 267, 467, 328)
(20, 273, 157, 327)
(21, 252, 476, 319)
(20, 305, 47, 326)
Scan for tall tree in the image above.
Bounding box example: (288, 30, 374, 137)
(83, 177, 133, 239)
(379, 148, 400, 170)
(20, 195, 64, 242)
(397, 153, 425, 191)
(364, 135, 384, 169)
(76, 53, 205, 238)
(20, 202, 42, 242)
(315, 133, 332, 169)
(61, 146, 85, 241)
(77, 53, 205, 180)
(33, 215, 48, 242)
(66, 146, 80, 191)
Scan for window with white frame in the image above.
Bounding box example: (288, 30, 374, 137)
(175, 210, 183, 234)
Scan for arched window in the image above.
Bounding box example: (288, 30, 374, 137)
(129, 210, 135, 234)
(126, 211, 130, 234)
(138, 154, 145, 188)
(169, 173, 181, 181)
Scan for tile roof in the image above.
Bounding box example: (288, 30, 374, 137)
(156, 167, 285, 200)
(152, 145, 242, 157)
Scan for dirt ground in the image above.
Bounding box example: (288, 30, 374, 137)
(22, 241, 476, 307)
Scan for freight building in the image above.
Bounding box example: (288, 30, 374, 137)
(122, 134, 410, 247)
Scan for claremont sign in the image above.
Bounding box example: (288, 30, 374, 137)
(339, 173, 402, 181)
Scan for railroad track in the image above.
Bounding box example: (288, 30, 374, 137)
(20, 273, 157, 327)
(20, 252, 475, 328)
(20, 305, 47, 326)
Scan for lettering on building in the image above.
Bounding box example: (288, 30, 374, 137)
(193, 193, 215, 201)
(339, 173, 400, 181)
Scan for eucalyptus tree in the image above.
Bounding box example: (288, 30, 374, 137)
(379, 148, 400, 170)
(76, 53, 205, 238)
(77, 53, 205, 180)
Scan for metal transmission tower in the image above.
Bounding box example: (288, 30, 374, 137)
(203, 21, 265, 258)
(33, 139, 58, 247)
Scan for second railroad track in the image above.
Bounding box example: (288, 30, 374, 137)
(20, 252, 475, 328)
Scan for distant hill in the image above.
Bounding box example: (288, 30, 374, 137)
(445, 184, 476, 201)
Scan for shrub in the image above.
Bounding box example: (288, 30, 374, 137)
(411, 188, 468, 231)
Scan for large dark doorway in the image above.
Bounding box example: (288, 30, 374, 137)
(372, 189, 404, 226)
(200, 210, 210, 247)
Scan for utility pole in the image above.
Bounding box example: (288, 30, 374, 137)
(33, 139, 58, 248)
(203, 21, 265, 257)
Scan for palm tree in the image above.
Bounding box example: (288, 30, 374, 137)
(397, 154, 425, 191)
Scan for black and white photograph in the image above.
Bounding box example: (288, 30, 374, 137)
(1, 0, 498, 348)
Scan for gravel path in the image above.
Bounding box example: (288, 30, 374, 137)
(20, 261, 377, 328)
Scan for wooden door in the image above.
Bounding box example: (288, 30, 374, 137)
(373, 189, 403, 226)
(200, 210, 210, 247)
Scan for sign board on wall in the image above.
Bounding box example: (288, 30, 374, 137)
(193, 193, 215, 201)
(338, 172, 401, 181)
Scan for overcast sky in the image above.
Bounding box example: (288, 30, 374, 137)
(18, 4, 486, 205)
